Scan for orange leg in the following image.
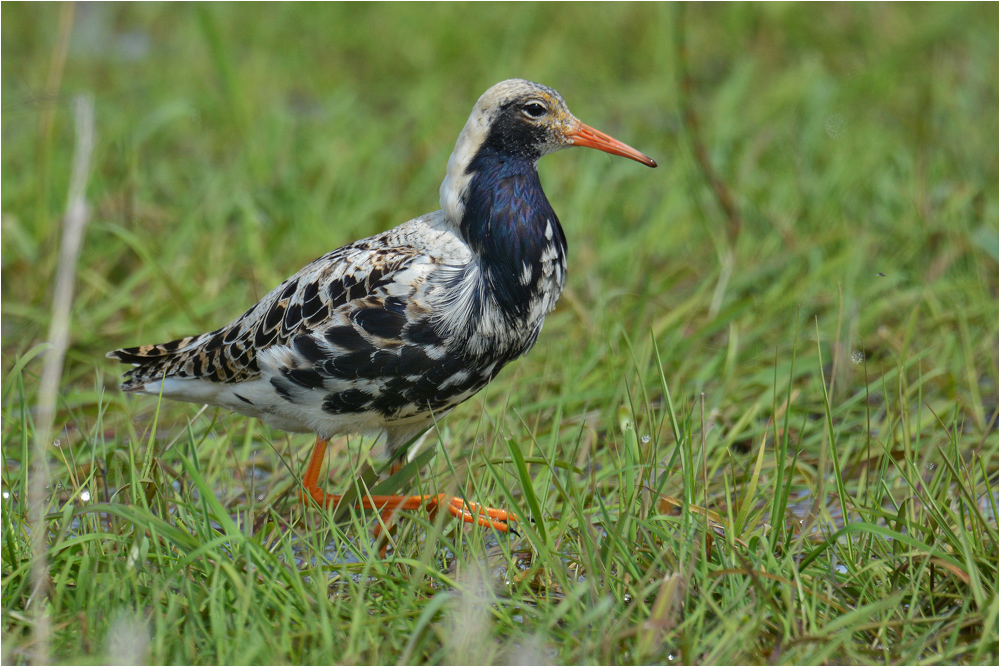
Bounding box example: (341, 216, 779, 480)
(299, 436, 518, 532)
(372, 460, 406, 556)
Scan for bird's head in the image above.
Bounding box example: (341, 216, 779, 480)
(441, 79, 656, 223)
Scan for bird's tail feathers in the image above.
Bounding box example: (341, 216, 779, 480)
(106, 331, 217, 391)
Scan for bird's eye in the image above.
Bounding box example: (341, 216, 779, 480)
(522, 102, 547, 119)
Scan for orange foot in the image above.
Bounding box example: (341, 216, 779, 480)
(299, 437, 518, 533)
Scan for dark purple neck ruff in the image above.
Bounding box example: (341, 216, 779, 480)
(460, 145, 568, 324)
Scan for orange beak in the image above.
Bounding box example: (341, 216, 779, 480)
(566, 120, 657, 168)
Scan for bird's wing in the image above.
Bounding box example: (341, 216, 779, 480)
(259, 257, 503, 423)
(108, 238, 428, 391)
(109, 220, 507, 427)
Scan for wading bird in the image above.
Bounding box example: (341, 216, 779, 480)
(108, 79, 656, 533)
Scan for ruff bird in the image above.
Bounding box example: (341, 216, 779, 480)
(108, 79, 656, 532)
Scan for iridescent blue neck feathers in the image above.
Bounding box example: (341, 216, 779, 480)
(459, 147, 567, 322)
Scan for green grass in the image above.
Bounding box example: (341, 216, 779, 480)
(3, 3, 998, 664)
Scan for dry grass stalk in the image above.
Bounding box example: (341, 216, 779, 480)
(29, 93, 95, 666)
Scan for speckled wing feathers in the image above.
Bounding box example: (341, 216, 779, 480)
(107, 213, 530, 443)
(110, 237, 424, 391)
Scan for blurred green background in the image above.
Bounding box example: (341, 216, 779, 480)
(1, 4, 998, 663)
